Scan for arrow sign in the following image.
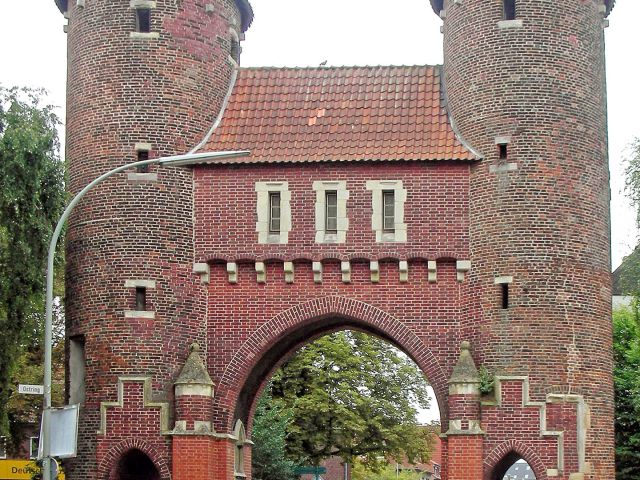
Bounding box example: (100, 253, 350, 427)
(18, 384, 44, 395)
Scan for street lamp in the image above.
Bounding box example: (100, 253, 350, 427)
(41, 150, 250, 480)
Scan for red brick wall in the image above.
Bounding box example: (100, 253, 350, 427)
(63, 0, 243, 478)
(442, 0, 614, 477)
(447, 436, 482, 480)
(194, 161, 471, 432)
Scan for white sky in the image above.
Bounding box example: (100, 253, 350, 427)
(1, 0, 637, 271)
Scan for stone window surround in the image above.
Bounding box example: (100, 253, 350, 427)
(256, 181, 291, 244)
(366, 180, 407, 243)
(128, 142, 158, 182)
(313, 180, 349, 244)
(130, 0, 159, 39)
(124, 279, 156, 318)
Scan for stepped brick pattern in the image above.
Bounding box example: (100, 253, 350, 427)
(54, 0, 615, 478)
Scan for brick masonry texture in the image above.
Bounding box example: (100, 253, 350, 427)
(62, 0, 246, 478)
(57, 0, 615, 478)
(442, 0, 614, 478)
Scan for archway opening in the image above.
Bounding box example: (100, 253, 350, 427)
(114, 449, 161, 480)
(493, 452, 537, 480)
(244, 327, 442, 480)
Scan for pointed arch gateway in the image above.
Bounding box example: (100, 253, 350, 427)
(484, 440, 546, 480)
(213, 295, 448, 432)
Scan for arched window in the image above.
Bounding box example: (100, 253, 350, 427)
(115, 449, 160, 480)
(234, 419, 247, 478)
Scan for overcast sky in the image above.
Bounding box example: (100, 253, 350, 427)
(1, 0, 638, 269)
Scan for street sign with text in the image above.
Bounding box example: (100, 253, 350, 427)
(18, 384, 44, 395)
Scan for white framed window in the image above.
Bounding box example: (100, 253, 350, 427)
(0, 436, 6, 459)
(313, 181, 349, 243)
(29, 437, 39, 459)
(366, 180, 407, 243)
(256, 182, 291, 244)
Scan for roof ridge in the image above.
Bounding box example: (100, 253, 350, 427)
(239, 64, 442, 72)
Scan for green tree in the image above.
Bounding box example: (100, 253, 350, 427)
(624, 137, 640, 235)
(267, 330, 433, 471)
(613, 306, 640, 478)
(251, 390, 297, 480)
(0, 86, 66, 444)
(351, 459, 423, 480)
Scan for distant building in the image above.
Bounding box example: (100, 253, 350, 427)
(503, 460, 536, 480)
(612, 248, 640, 308)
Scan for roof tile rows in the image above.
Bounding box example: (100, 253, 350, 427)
(204, 65, 475, 164)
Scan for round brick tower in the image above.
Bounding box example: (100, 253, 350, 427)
(54, 0, 252, 477)
(433, 0, 614, 477)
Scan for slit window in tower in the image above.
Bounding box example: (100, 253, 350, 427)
(269, 192, 281, 234)
(325, 191, 338, 233)
(504, 0, 516, 20)
(501, 283, 509, 309)
(382, 190, 395, 233)
(498, 143, 508, 160)
(137, 149, 150, 173)
(135, 8, 151, 33)
(230, 37, 240, 64)
(136, 286, 147, 311)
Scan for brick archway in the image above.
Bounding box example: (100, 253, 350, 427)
(97, 438, 171, 480)
(483, 440, 547, 480)
(214, 295, 448, 432)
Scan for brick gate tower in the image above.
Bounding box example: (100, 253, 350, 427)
(436, 0, 615, 477)
(53, 0, 615, 479)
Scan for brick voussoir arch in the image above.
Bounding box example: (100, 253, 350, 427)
(216, 295, 448, 432)
(97, 438, 171, 480)
(483, 439, 547, 480)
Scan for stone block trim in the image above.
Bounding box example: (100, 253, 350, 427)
(366, 180, 407, 243)
(313, 180, 349, 243)
(481, 376, 588, 478)
(255, 181, 291, 244)
(97, 376, 170, 436)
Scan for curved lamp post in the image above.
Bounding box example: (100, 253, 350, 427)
(41, 150, 250, 480)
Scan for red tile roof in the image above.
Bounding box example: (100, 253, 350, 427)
(204, 65, 476, 164)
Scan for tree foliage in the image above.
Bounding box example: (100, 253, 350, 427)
(251, 390, 297, 480)
(624, 137, 640, 233)
(0, 86, 66, 442)
(613, 306, 640, 478)
(266, 330, 433, 471)
(351, 459, 423, 480)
